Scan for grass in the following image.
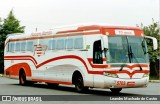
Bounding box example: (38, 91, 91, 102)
(149, 76, 160, 80)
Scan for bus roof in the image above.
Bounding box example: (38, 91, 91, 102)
(57, 25, 142, 34)
(6, 24, 144, 41)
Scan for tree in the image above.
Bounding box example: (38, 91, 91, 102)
(138, 19, 160, 79)
(0, 10, 25, 73)
(143, 20, 159, 62)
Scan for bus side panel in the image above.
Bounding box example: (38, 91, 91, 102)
(41, 50, 94, 87)
(4, 62, 32, 79)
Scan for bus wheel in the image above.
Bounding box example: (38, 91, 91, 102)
(75, 75, 88, 93)
(19, 70, 27, 86)
(110, 88, 122, 93)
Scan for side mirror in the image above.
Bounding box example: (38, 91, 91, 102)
(145, 36, 158, 50)
(101, 35, 108, 50)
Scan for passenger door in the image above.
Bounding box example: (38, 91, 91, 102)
(92, 40, 105, 88)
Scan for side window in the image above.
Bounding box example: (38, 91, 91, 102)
(48, 40, 52, 50)
(15, 42, 21, 51)
(39, 39, 49, 46)
(66, 38, 73, 49)
(74, 37, 83, 49)
(52, 40, 56, 50)
(39, 39, 48, 51)
(9, 42, 15, 52)
(27, 41, 33, 51)
(56, 39, 64, 50)
(21, 42, 26, 51)
(6, 43, 9, 52)
(93, 40, 103, 64)
(48, 40, 56, 50)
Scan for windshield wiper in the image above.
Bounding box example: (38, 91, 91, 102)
(128, 45, 132, 63)
(129, 45, 142, 71)
(119, 45, 133, 71)
(120, 36, 142, 71)
(120, 37, 132, 71)
(119, 64, 127, 71)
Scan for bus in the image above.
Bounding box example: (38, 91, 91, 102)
(4, 24, 158, 93)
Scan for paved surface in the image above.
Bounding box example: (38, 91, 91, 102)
(149, 80, 160, 83)
(0, 77, 159, 104)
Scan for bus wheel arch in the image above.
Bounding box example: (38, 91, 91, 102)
(72, 70, 88, 92)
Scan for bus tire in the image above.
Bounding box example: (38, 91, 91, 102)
(110, 88, 122, 93)
(19, 69, 27, 86)
(74, 74, 88, 93)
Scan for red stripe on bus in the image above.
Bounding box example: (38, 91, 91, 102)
(36, 46, 42, 48)
(36, 55, 95, 74)
(127, 82, 135, 86)
(87, 58, 108, 68)
(4, 31, 101, 47)
(4, 63, 32, 77)
(4, 56, 38, 64)
(4, 55, 94, 74)
(36, 52, 43, 54)
(105, 70, 149, 78)
(126, 64, 148, 69)
(4, 55, 149, 76)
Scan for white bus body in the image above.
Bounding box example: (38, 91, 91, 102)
(4, 24, 158, 93)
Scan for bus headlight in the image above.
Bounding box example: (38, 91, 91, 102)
(143, 73, 149, 77)
(103, 72, 118, 78)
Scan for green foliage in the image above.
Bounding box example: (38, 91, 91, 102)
(0, 10, 25, 73)
(139, 19, 159, 62)
(0, 10, 25, 34)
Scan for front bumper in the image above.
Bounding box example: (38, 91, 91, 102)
(104, 77, 149, 88)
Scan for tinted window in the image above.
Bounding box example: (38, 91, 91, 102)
(48, 40, 52, 50)
(74, 37, 83, 49)
(66, 38, 73, 49)
(21, 42, 26, 51)
(56, 39, 64, 50)
(15, 42, 21, 51)
(27, 41, 33, 51)
(9, 42, 15, 52)
(6, 43, 9, 52)
(48, 40, 56, 50)
(39, 39, 49, 45)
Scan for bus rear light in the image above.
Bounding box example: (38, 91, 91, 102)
(103, 72, 118, 78)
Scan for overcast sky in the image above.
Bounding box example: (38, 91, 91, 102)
(0, 0, 159, 33)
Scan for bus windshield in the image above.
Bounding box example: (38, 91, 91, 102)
(106, 36, 149, 63)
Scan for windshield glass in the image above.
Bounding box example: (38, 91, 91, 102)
(106, 36, 149, 63)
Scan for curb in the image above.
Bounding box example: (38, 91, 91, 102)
(149, 80, 160, 83)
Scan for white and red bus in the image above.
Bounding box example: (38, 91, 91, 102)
(4, 24, 158, 93)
